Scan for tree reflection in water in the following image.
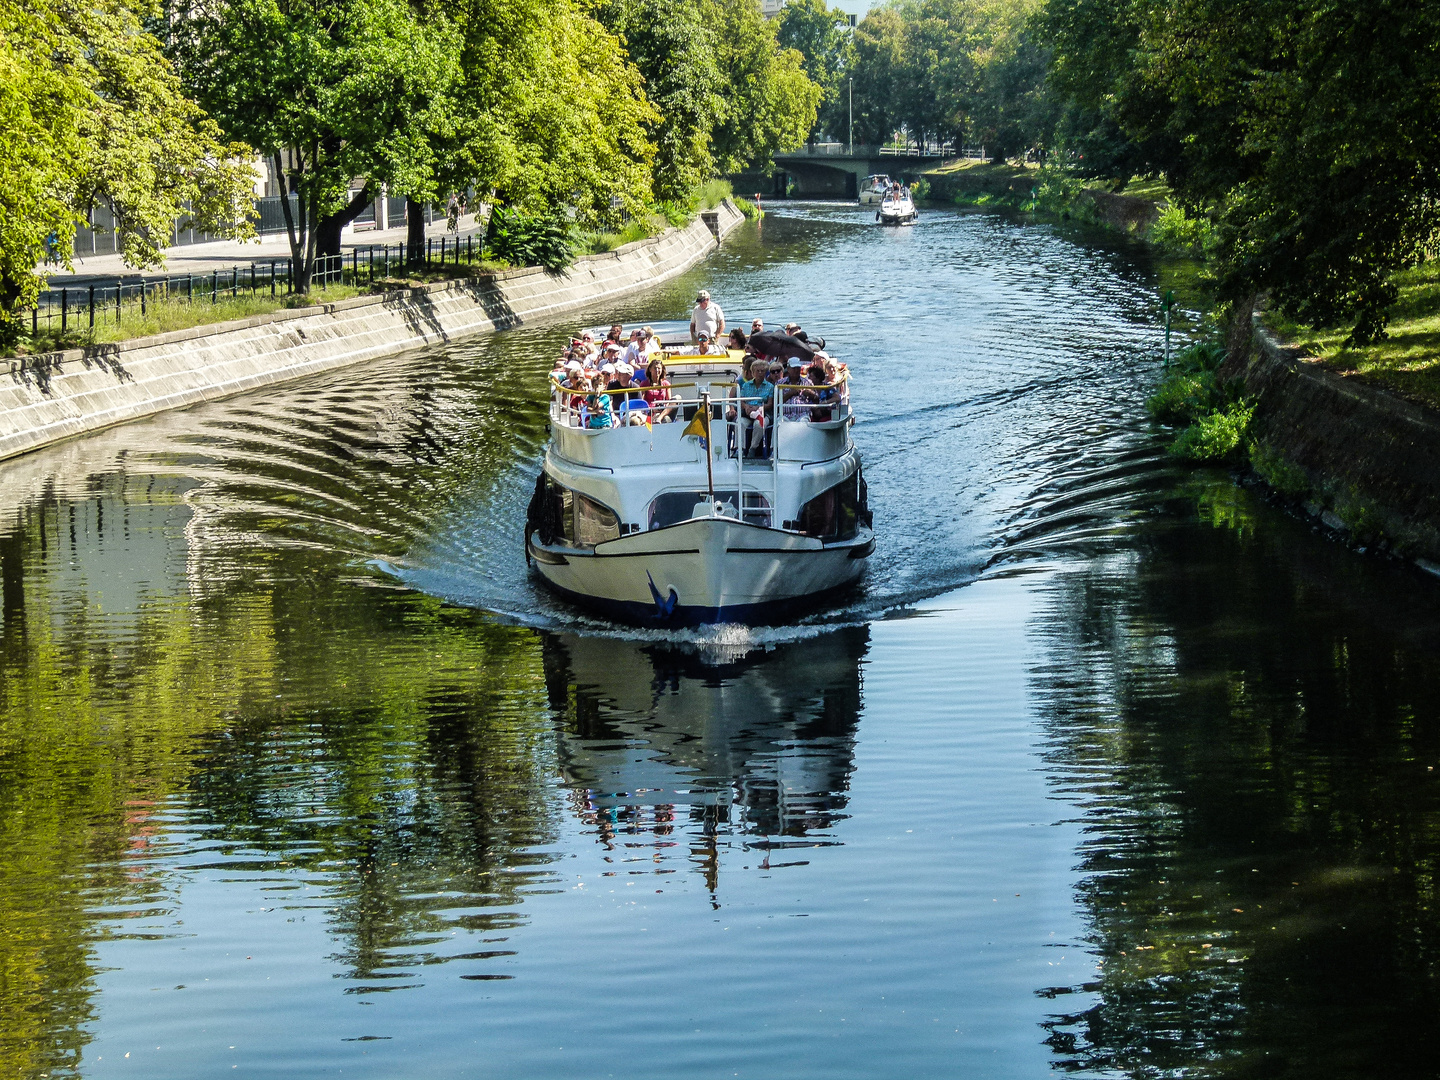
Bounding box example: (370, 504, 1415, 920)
(1029, 485, 1440, 1078)
(541, 629, 866, 902)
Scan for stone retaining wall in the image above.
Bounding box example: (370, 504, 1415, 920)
(0, 200, 745, 463)
(1221, 310, 1440, 567)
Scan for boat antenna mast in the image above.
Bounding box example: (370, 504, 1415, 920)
(701, 391, 715, 505)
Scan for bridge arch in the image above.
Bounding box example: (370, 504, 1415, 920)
(728, 145, 952, 200)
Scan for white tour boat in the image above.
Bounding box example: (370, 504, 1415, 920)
(858, 174, 893, 206)
(877, 188, 918, 225)
(525, 331, 873, 626)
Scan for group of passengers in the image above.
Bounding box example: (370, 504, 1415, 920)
(551, 324, 675, 429)
(724, 340, 844, 458)
(549, 293, 846, 442)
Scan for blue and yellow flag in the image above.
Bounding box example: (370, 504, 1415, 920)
(682, 405, 710, 448)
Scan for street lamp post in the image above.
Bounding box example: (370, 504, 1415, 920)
(848, 78, 854, 156)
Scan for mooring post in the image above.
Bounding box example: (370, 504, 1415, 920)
(1161, 289, 1176, 366)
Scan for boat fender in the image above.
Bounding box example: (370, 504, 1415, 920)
(526, 473, 564, 561)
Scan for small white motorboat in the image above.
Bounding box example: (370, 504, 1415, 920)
(877, 189, 917, 225)
(525, 332, 873, 626)
(858, 174, 893, 206)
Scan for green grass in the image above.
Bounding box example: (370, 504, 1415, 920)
(1103, 175, 1173, 201)
(698, 178, 733, 209)
(732, 197, 761, 220)
(1264, 261, 1440, 410)
(575, 218, 662, 255)
(923, 159, 1035, 180)
(12, 284, 370, 355)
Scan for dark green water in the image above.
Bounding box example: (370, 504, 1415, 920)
(2, 206, 1439, 1079)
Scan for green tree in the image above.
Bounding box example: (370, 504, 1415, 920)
(595, 0, 719, 202)
(849, 7, 905, 144)
(493, 0, 656, 225)
(849, 0, 1050, 155)
(0, 0, 254, 337)
(1038, 0, 1440, 343)
(777, 0, 854, 144)
(168, 0, 462, 291)
(706, 0, 821, 172)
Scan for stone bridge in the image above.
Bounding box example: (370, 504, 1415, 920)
(730, 145, 956, 199)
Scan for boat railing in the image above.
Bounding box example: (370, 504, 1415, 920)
(549, 376, 850, 433)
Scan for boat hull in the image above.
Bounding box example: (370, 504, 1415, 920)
(878, 206, 917, 225)
(529, 517, 873, 626)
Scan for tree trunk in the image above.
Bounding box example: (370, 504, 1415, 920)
(406, 198, 426, 266)
(276, 152, 309, 294)
(313, 185, 374, 286)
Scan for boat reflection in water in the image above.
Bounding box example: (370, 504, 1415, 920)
(540, 627, 867, 898)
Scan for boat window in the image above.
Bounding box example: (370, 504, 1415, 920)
(648, 490, 772, 530)
(569, 489, 621, 546)
(540, 477, 620, 547)
(798, 471, 862, 542)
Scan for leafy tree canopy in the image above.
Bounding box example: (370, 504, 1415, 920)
(777, 0, 854, 142)
(594, 0, 719, 201)
(706, 0, 821, 172)
(1039, 0, 1440, 342)
(849, 0, 1049, 156)
(0, 0, 253, 325)
(168, 0, 462, 288)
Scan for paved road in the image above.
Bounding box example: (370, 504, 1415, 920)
(42, 215, 486, 290)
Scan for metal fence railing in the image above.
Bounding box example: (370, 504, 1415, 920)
(29, 233, 487, 341)
(877, 143, 954, 157)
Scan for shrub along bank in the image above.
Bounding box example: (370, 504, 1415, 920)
(1144, 276, 1440, 567)
(917, 161, 1215, 260)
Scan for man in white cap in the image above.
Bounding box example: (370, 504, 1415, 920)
(690, 290, 725, 343)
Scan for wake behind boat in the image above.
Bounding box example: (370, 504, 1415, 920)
(525, 313, 873, 626)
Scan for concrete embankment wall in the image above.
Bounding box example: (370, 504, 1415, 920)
(1074, 190, 1162, 233)
(0, 200, 745, 463)
(1221, 312, 1440, 567)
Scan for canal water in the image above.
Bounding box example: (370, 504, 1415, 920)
(3, 206, 1440, 1079)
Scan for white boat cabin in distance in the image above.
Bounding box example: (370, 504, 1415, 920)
(858, 174, 893, 205)
(525, 321, 874, 626)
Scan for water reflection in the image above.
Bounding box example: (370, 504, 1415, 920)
(0, 461, 871, 1073)
(1029, 480, 1440, 1076)
(543, 630, 865, 897)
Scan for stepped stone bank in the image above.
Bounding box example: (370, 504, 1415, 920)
(0, 200, 744, 463)
(1223, 307, 1440, 569)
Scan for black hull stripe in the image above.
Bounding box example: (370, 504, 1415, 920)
(533, 574, 866, 628)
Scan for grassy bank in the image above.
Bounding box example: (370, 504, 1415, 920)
(918, 160, 1217, 261)
(918, 160, 1038, 208)
(1264, 262, 1440, 410)
(15, 284, 371, 356)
